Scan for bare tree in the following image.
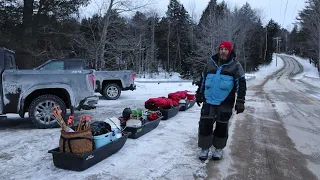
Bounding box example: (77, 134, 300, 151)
(187, 1, 197, 50)
(95, 0, 154, 70)
(23, 0, 34, 36)
(144, 9, 159, 76)
(167, 21, 171, 73)
(193, 2, 260, 73)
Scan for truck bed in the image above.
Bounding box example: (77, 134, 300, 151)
(2, 69, 95, 113)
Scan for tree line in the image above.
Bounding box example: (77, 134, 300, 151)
(285, 0, 320, 73)
(1, 0, 317, 78)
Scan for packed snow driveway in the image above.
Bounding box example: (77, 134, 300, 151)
(0, 83, 211, 180)
(206, 55, 320, 179)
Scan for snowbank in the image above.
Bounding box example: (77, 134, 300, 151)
(135, 55, 284, 83)
(279, 54, 320, 89)
(135, 72, 184, 81)
(246, 54, 285, 84)
(282, 54, 320, 79)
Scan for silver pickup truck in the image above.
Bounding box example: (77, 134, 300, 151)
(35, 59, 136, 100)
(0, 48, 99, 128)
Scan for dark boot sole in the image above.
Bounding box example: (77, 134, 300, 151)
(212, 156, 223, 160)
(199, 156, 208, 161)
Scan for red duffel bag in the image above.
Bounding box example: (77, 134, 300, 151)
(168, 98, 179, 107)
(168, 90, 188, 102)
(186, 92, 196, 101)
(145, 97, 173, 109)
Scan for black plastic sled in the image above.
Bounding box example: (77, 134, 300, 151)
(160, 106, 180, 120)
(124, 116, 162, 139)
(48, 132, 131, 171)
(179, 100, 196, 111)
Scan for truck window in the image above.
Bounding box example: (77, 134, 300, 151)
(65, 60, 85, 70)
(41, 61, 64, 70)
(4, 52, 16, 69)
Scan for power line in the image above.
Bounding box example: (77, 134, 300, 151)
(282, 0, 289, 27)
(280, 0, 283, 24)
(291, 0, 299, 24)
(264, 0, 272, 62)
(269, 0, 272, 16)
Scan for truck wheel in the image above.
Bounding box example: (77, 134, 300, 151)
(28, 94, 67, 129)
(103, 83, 121, 100)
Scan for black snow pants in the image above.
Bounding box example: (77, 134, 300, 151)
(198, 102, 232, 149)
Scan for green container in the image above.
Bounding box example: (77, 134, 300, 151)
(132, 109, 142, 117)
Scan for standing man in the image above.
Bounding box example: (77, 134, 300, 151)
(195, 41, 246, 160)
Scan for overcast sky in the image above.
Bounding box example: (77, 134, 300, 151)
(81, 0, 307, 31)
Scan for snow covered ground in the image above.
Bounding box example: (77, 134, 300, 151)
(289, 55, 320, 79)
(0, 53, 319, 179)
(135, 72, 186, 82)
(280, 54, 320, 88)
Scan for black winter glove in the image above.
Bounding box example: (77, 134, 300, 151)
(235, 100, 245, 114)
(195, 93, 204, 107)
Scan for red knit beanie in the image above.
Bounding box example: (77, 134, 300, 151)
(219, 41, 232, 52)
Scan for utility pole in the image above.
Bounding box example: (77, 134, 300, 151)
(273, 37, 282, 67)
(285, 33, 288, 53)
(264, 28, 268, 62)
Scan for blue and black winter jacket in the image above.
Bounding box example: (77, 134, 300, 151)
(197, 53, 246, 108)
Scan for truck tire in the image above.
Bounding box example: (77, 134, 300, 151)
(102, 83, 121, 100)
(28, 94, 67, 129)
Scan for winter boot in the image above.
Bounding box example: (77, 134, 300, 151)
(212, 148, 223, 160)
(199, 149, 209, 160)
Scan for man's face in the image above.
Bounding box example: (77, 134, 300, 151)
(219, 47, 230, 60)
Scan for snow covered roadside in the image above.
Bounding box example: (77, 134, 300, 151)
(245, 54, 285, 87)
(135, 72, 187, 82)
(134, 56, 279, 83)
(245, 74, 255, 81)
(280, 54, 320, 89)
(0, 54, 286, 180)
(288, 55, 319, 79)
